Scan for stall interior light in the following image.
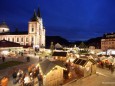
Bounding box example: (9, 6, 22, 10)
(1, 50, 9, 55)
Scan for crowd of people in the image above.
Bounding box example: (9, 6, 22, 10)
(0, 64, 43, 86)
(0, 76, 9, 86)
(98, 61, 114, 73)
(12, 64, 43, 86)
(97, 59, 115, 74)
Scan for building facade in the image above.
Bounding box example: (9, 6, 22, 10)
(0, 9, 45, 48)
(101, 32, 115, 51)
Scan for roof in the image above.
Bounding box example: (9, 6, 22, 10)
(0, 40, 22, 47)
(0, 31, 28, 35)
(0, 22, 9, 28)
(89, 59, 97, 64)
(73, 58, 96, 66)
(52, 52, 67, 57)
(90, 54, 98, 58)
(30, 10, 39, 21)
(103, 32, 115, 38)
(37, 8, 41, 17)
(10, 31, 28, 35)
(39, 59, 66, 75)
(104, 32, 115, 35)
(73, 58, 87, 66)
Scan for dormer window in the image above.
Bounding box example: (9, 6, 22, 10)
(12, 38, 14, 42)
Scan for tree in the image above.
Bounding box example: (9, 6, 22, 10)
(50, 42, 54, 54)
(78, 42, 87, 49)
(55, 43, 62, 49)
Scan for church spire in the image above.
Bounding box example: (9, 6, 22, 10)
(30, 10, 38, 21)
(37, 8, 41, 18)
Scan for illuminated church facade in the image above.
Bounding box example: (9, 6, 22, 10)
(0, 9, 45, 48)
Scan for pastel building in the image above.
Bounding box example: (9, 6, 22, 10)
(0, 9, 45, 48)
(101, 32, 115, 51)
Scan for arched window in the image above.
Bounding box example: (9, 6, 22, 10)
(2, 38, 4, 40)
(21, 38, 23, 42)
(8, 38, 10, 41)
(26, 38, 28, 42)
(17, 38, 19, 42)
(12, 38, 14, 42)
(31, 37, 34, 46)
(3, 29, 4, 32)
(32, 28, 34, 32)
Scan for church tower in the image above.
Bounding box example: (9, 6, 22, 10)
(28, 8, 45, 48)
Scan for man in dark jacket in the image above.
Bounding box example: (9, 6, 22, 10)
(2, 57, 5, 62)
(12, 70, 17, 79)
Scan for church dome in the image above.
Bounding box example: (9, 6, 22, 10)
(0, 22, 10, 33)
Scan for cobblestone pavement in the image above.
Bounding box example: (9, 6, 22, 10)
(0, 54, 41, 86)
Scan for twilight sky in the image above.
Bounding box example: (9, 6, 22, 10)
(0, 0, 115, 41)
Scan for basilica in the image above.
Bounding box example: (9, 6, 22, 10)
(0, 8, 45, 48)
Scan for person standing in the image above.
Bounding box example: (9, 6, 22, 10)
(101, 61, 104, 68)
(2, 57, 5, 62)
(12, 70, 17, 79)
(24, 74, 31, 86)
(109, 63, 112, 70)
(111, 65, 114, 74)
(37, 74, 43, 86)
(1, 76, 9, 86)
(26, 57, 30, 62)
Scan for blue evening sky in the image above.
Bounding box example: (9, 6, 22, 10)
(0, 0, 115, 41)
